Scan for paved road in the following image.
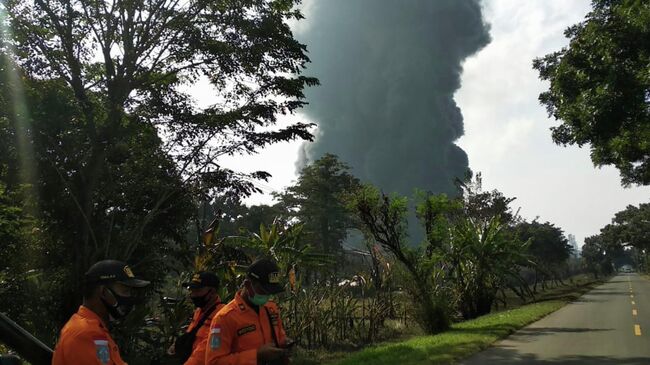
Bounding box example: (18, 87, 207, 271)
(462, 274, 650, 364)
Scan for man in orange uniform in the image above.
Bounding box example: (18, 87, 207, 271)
(179, 272, 225, 365)
(52, 260, 150, 365)
(205, 258, 291, 365)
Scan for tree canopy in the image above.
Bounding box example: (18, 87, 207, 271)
(277, 154, 361, 257)
(0, 0, 317, 328)
(534, 0, 650, 186)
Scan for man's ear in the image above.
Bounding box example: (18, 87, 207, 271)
(242, 279, 252, 293)
(100, 285, 116, 304)
(97, 285, 106, 299)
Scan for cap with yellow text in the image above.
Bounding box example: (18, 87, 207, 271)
(84, 260, 150, 288)
(247, 258, 284, 294)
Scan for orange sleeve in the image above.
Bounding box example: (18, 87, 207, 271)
(204, 313, 256, 365)
(184, 341, 207, 365)
(52, 330, 112, 365)
(267, 303, 287, 346)
(187, 308, 201, 332)
(185, 304, 225, 365)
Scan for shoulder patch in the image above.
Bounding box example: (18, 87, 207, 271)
(94, 339, 110, 364)
(209, 327, 221, 350)
(237, 324, 256, 336)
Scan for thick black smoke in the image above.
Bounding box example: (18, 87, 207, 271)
(298, 0, 490, 198)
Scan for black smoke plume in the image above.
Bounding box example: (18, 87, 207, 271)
(298, 0, 490, 201)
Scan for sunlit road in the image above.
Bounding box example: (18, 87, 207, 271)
(462, 274, 650, 364)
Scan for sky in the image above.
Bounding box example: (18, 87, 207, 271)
(219, 0, 650, 247)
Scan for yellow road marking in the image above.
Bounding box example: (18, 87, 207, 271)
(635, 325, 642, 336)
(632, 301, 636, 305)
(633, 309, 638, 316)
(631, 294, 635, 299)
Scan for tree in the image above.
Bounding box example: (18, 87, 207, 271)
(349, 185, 450, 334)
(457, 172, 517, 227)
(417, 190, 530, 319)
(582, 235, 617, 278)
(587, 202, 650, 273)
(0, 62, 197, 341)
(192, 196, 288, 240)
(515, 221, 572, 292)
(277, 154, 361, 258)
(602, 203, 650, 250)
(1, 0, 317, 328)
(533, 0, 650, 185)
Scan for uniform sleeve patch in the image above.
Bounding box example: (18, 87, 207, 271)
(209, 327, 221, 350)
(94, 340, 110, 364)
(237, 324, 256, 336)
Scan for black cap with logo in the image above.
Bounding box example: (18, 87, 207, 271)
(84, 260, 150, 288)
(247, 258, 284, 294)
(183, 271, 220, 289)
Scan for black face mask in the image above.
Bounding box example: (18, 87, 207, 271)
(102, 287, 136, 320)
(191, 292, 210, 308)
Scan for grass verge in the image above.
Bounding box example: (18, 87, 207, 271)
(316, 277, 604, 365)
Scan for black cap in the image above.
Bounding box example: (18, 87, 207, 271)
(84, 260, 150, 288)
(247, 258, 283, 294)
(183, 271, 220, 289)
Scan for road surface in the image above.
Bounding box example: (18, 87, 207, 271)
(462, 274, 650, 364)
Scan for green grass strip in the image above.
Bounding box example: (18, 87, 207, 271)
(333, 300, 565, 365)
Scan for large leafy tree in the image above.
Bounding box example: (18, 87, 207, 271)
(1, 0, 316, 260)
(588, 202, 650, 273)
(533, 0, 650, 185)
(0, 59, 196, 337)
(277, 154, 360, 257)
(1, 0, 316, 325)
(601, 203, 650, 250)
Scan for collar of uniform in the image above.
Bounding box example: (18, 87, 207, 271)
(234, 290, 249, 312)
(78, 305, 109, 330)
(199, 296, 222, 315)
(235, 289, 266, 312)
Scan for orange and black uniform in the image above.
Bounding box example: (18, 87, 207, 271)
(205, 291, 287, 365)
(52, 306, 126, 365)
(184, 299, 225, 365)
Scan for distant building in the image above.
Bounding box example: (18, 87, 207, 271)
(568, 234, 580, 258)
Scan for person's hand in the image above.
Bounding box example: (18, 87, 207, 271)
(166, 340, 176, 356)
(283, 337, 296, 352)
(257, 343, 288, 362)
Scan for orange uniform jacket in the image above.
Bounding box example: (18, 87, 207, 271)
(184, 300, 224, 365)
(205, 291, 287, 365)
(52, 306, 127, 365)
